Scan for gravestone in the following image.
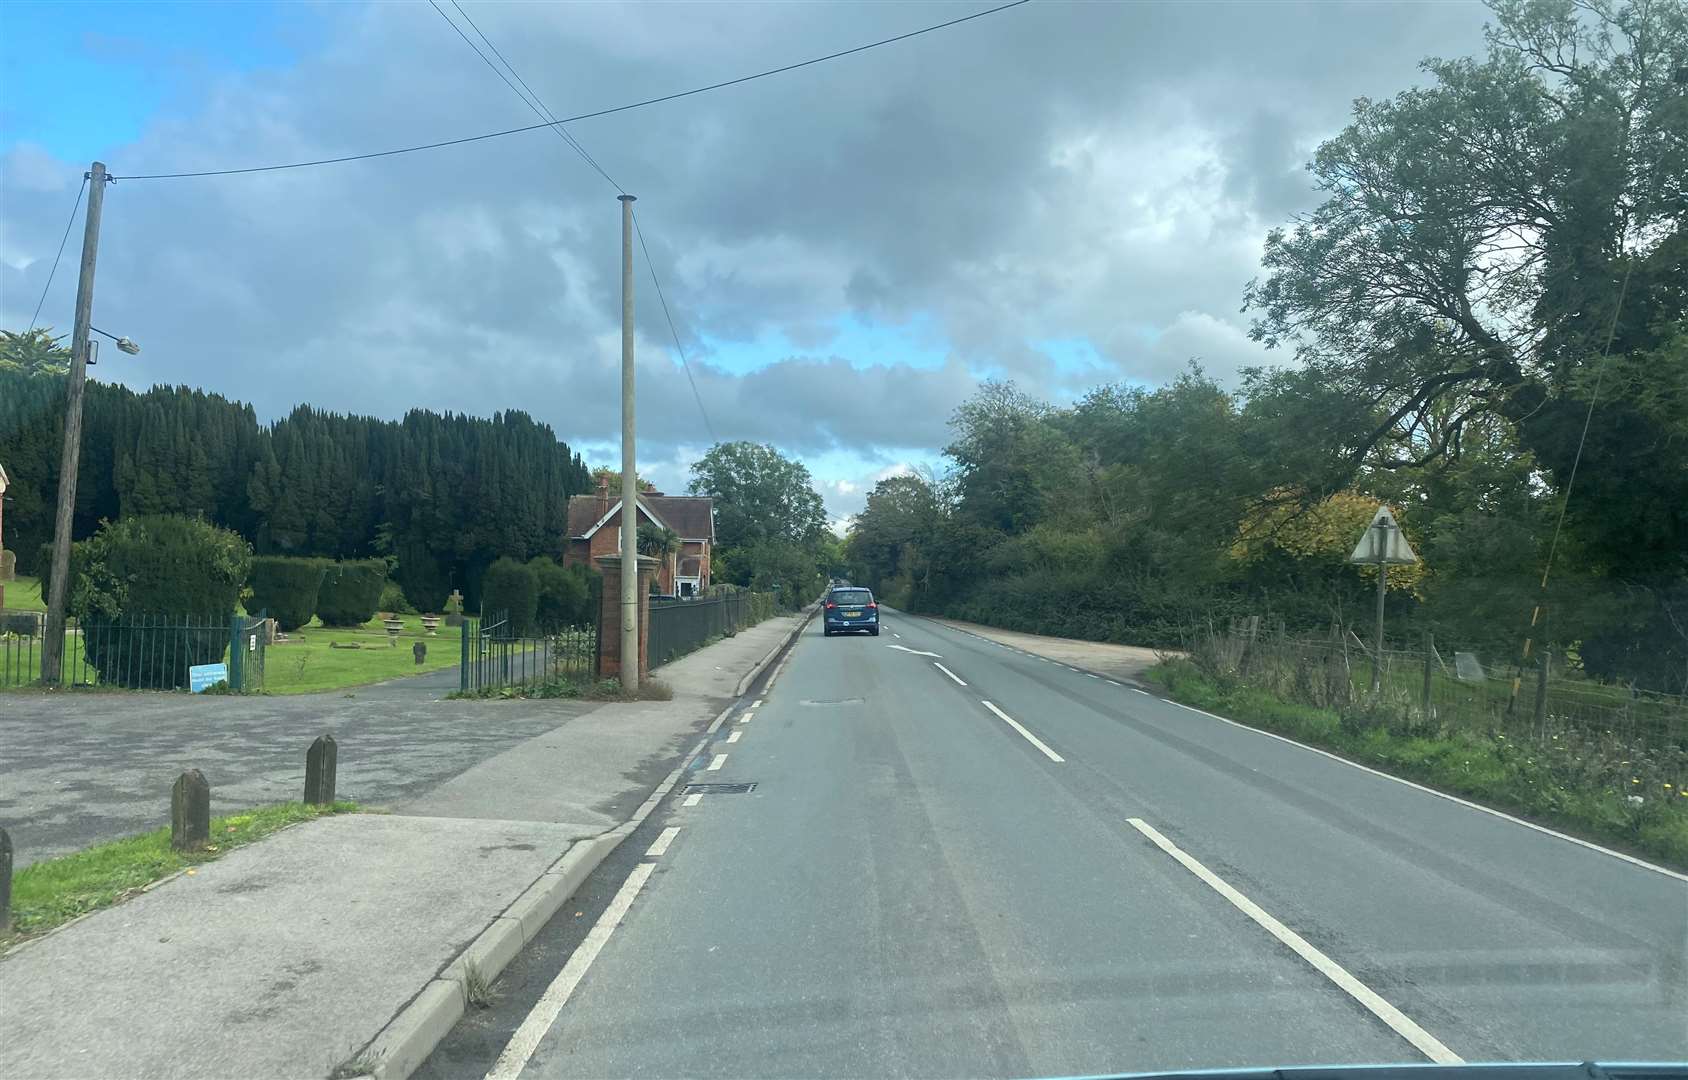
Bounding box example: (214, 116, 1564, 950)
(1, 826, 12, 934)
(413, 640, 427, 665)
(0, 548, 15, 582)
(171, 769, 211, 851)
(1454, 651, 1486, 683)
(444, 590, 465, 628)
(305, 734, 337, 806)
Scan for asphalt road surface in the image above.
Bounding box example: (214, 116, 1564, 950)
(424, 609, 1688, 1078)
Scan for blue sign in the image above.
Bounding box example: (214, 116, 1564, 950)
(189, 663, 228, 693)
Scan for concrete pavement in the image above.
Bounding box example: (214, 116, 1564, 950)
(0, 610, 810, 1080)
(423, 608, 1687, 1078)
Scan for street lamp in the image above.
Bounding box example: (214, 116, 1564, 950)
(90, 326, 140, 355)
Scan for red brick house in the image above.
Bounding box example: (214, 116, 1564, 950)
(563, 477, 715, 597)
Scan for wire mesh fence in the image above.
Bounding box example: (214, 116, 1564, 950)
(1188, 622, 1688, 793)
(459, 611, 597, 694)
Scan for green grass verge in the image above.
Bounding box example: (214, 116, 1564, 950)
(1145, 659, 1688, 871)
(3, 800, 359, 946)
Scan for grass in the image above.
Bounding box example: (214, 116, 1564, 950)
(2, 573, 45, 611)
(260, 611, 459, 694)
(3, 800, 360, 948)
(448, 674, 672, 702)
(1145, 658, 1688, 871)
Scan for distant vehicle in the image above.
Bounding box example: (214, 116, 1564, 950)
(650, 594, 681, 603)
(823, 587, 878, 636)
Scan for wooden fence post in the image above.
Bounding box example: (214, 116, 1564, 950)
(1, 826, 13, 934)
(171, 769, 210, 851)
(1422, 631, 1434, 714)
(305, 734, 338, 806)
(1534, 647, 1551, 733)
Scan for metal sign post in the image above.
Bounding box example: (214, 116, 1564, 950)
(1348, 506, 1419, 694)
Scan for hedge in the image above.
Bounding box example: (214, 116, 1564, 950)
(530, 558, 592, 634)
(481, 557, 538, 637)
(245, 556, 328, 631)
(315, 559, 387, 627)
(63, 515, 251, 689)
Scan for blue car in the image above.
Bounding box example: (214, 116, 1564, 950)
(823, 587, 879, 636)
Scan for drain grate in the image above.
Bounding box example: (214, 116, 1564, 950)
(682, 782, 758, 795)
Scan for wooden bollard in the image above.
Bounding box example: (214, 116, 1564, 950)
(1, 826, 13, 934)
(305, 734, 338, 806)
(171, 769, 211, 852)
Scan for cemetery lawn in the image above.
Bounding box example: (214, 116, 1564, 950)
(2, 801, 360, 949)
(261, 612, 459, 694)
(3, 574, 46, 611)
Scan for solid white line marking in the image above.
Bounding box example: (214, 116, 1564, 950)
(726, 729, 742, 743)
(707, 753, 727, 771)
(682, 793, 702, 807)
(980, 701, 1064, 762)
(1127, 818, 1461, 1064)
(645, 826, 681, 858)
(933, 662, 967, 687)
(485, 861, 656, 1080)
(1160, 702, 1688, 882)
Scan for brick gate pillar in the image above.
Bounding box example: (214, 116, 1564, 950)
(594, 553, 660, 681)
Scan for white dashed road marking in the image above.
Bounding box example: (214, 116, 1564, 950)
(707, 754, 727, 771)
(933, 662, 967, 687)
(484, 862, 657, 1080)
(727, 730, 742, 743)
(682, 793, 702, 807)
(1127, 818, 1461, 1065)
(645, 826, 681, 858)
(980, 701, 1064, 763)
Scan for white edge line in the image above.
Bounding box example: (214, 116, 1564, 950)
(1162, 700, 1688, 883)
(484, 861, 657, 1080)
(644, 826, 681, 858)
(1086, 673, 1100, 679)
(1106, 680, 1122, 687)
(682, 792, 702, 807)
(707, 753, 727, 771)
(980, 700, 1064, 762)
(1127, 818, 1461, 1065)
(933, 662, 968, 687)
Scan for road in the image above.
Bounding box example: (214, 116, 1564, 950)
(422, 609, 1688, 1078)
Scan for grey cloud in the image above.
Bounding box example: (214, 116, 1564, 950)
(3, 0, 1490, 466)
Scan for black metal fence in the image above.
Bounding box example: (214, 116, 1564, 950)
(0, 610, 266, 691)
(647, 592, 776, 667)
(459, 611, 597, 694)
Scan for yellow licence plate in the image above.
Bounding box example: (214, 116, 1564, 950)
(843, 609, 863, 617)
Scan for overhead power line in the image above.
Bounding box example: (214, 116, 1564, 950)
(633, 209, 718, 444)
(430, 0, 621, 191)
(108, 0, 1033, 181)
(27, 176, 89, 329)
(429, 0, 716, 444)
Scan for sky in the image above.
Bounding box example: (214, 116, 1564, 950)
(0, 0, 1493, 528)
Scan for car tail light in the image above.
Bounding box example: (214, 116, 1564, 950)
(825, 602, 836, 609)
(868, 602, 878, 610)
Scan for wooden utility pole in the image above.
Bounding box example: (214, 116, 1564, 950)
(617, 194, 640, 691)
(41, 162, 108, 685)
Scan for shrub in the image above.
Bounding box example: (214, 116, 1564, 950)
(481, 557, 538, 636)
(530, 558, 590, 634)
(315, 559, 387, 627)
(245, 556, 327, 631)
(65, 515, 251, 689)
(379, 578, 417, 615)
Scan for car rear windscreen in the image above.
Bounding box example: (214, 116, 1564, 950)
(831, 590, 872, 606)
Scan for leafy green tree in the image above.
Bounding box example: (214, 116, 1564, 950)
(245, 556, 328, 631)
(688, 442, 827, 550)
(482, 556, 538, 636)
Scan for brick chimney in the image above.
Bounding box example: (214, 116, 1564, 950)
(596, 474, 609, 514)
